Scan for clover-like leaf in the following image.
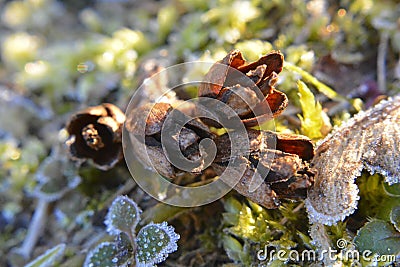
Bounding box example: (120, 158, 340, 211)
(24, 243, 65, 267)
(105, 196, 141, 236)
(83, 241, 132, 267)
(135, 222, 180, 267)
(354, 220, 400, 256)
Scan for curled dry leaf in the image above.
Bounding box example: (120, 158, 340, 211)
(306, 96, 400, 225)
(212, 129, 315, 208)
(66, 103, 125, 171)
(199, 50, 288, 127)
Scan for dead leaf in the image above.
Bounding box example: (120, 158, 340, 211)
(306, 96, 400, 225)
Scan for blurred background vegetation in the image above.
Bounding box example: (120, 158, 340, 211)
(0, 0, 399, 266)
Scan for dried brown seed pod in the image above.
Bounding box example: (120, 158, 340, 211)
(212, 129, 315, 208)
(125, 102, 215, 178)
(66, 103, 125, 171)
(199, 50, 288, 127)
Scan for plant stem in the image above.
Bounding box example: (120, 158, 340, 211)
(279, 202, 305, 225)
(15, 198, 49, 259)
(284, 62, 346, 101)
(377, 31, 389, 93)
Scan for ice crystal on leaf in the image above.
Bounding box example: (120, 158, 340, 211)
(83, 242, 131, 267)
(104, 195, 142, 236)
(136, 222, 180, 267)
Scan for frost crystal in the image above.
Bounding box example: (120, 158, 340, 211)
(306, 96, 400, 226)
(135, 222, 180, 267)
(104, 195, 142, 236)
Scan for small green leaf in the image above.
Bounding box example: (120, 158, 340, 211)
(354, 220, 400, 256)
(297, 80, 328, 139)
(222, 235, 243, 263)
(83, 241, 133, 267)
(223, 197, 243, 214)
(390, 206, 400, 232)
(105, 196, 141, 236)
(135, 222, 180, 267)
(25, 243, 65, 267)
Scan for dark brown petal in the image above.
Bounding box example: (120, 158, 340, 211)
(241, 88, 289, 127)
(177, 128, 199, 151)
(246, 64, 267, 85)
(237, 51, 284, 78)
(219, 85, 260, 118)
(258, 71, 279, 95)
(184, 118, 214, 139)
(255, 150, 303, 183)
(198, 50, 246, 98)
(141, 145, 176, 178)
(91, 143, 123, 171)
(212, 161, 281, 209)
(126, 102, 172, 136)
(214, 129, 276, 163)
(102, 103, 126, 125)
(270, 171, 314, 199)
(221, 49, 246, 68)
(276, 133, 314, 161)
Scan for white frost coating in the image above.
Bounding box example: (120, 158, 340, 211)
(104, 195, 142, 236)
(305, 191, 360, 226)
(364, 162, 400, 185)
(306, 95, 400, 226)
(136, 221, 180, 267)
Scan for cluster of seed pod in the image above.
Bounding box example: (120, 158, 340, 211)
(124, 50, 315, 209)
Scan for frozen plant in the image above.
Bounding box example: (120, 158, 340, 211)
(84, 195, 180, 267)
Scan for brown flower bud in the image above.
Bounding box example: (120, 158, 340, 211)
(66, 103, 125, 170)
(212, 129, 315, 208)
(199, 50, 288, 127)
(125, 102, 215, 179)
